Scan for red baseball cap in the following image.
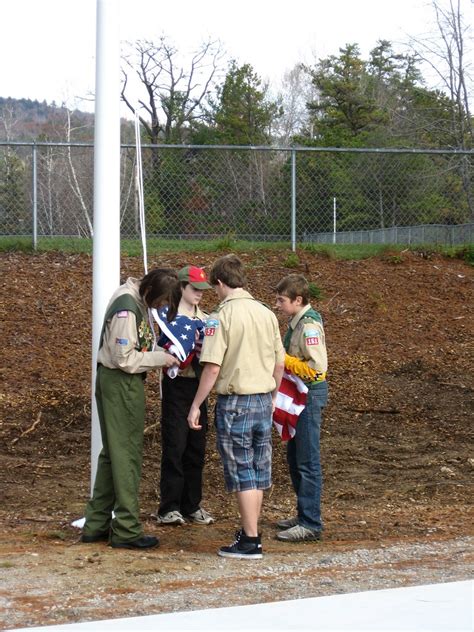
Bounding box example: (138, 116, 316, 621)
(178, 265, 212, 289)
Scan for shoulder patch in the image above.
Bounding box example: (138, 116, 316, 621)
(116, 310, 129, 318)
(304, 325, 320, 346)
(203, 318, 219, 337)
(204, 318, 218, 337)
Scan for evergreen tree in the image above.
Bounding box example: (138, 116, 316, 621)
(208, 61, 281, 145)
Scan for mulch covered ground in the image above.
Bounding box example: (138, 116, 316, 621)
(0, 248, 472, 627)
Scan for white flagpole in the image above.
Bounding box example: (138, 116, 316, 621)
(91, 0, 121, 491)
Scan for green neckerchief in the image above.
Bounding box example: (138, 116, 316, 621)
(283, 306, 322, 352)
(283, 326, 293, 352)
(100, 293, 153, 352)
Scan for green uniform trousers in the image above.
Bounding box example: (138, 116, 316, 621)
(83, 365, 145, 543)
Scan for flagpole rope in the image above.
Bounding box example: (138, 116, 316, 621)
(134, 111, 148, 274)
(134, 111, 158, 351)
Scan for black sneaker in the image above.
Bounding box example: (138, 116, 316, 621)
(218, 529, 263, 559)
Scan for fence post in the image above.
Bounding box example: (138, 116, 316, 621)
(291, 149, 296, 252)
(32, 143, 37, 250)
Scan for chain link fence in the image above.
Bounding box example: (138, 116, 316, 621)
(1, 142, 473, 246)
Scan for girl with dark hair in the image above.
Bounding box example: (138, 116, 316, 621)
(155, 265, 214, 526)
(81, 268, 180, 550)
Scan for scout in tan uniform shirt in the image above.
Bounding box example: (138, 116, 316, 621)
(187, 254, 285, 559)
(284, 302, 328, 381)
(82, 270, 179, 550)
(200, 288, 284, 395)
(275, 273, 329, 543)
(97, 278, 172, 372)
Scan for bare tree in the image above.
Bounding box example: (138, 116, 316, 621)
(0, 103, 20, 141)
(121, 36, 225, 145)
(411, 0, 474, 219)
(64, 109, 93, 236)
(274, 64, 317, 145)
(411, 0, 473, 145)
(410, 0, 473, 217)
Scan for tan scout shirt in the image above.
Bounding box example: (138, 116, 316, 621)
(287, 303, 328, 374)
(97, 277, 168, 374)
(200, 289, 285, 395)
(177, 305, 207, 379)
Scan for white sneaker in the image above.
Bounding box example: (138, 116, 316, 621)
(276, 516, 298, 529)
(186, 508, 214, 525)
(155, 510, 185, 525)
(277, 524, 321, 542)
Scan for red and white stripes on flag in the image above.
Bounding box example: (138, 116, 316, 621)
(273, 370, 308, 441)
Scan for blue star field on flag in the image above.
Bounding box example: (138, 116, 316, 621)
(152, 306, 205, 366)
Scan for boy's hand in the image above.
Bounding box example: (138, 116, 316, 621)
(187, 404, 202, 430)
(164, 353, 180, 368)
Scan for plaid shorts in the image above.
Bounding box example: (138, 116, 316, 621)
(215, 393, 273, 492)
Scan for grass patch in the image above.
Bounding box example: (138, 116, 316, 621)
(301, 243, 399, 260)
(0, 561, 15, 569)
(283, 252, 300, 268)
(308, 282, 323, 299)
(1, 237, 471, 263)
(0, 237, 35, 252)
(444, 244, 474, 265)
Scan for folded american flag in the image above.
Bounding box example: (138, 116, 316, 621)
(273, 370, 308, 441)
(151, 306, 204, 378)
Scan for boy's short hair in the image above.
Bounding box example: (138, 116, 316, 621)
(275, 274, 310, 305)
(209, 254, 247, 288)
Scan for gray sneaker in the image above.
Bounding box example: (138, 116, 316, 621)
(155, 510, 185, 525)
(276, 516, 299, 529)
(276, 524, 321, 542)
(186, 508, 214, 525)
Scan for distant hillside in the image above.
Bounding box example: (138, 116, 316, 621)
(0, 97, 133, 142)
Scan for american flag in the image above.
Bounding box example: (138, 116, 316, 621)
(151, 306, 205, 377)
(273, 370, 308, 441)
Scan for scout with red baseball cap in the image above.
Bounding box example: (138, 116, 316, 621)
(178, 265, 212, 289)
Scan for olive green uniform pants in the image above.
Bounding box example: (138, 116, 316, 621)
(83, 366, 145, 543)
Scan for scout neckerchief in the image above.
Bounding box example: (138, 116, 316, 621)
(284, 306, 322, 352)
(100, 293, 153, 352)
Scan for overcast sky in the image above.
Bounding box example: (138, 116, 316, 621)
(2, 0, 472, 114)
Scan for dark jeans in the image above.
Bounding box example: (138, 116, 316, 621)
(159, 375, 208, 516)
(287, 381, 328, 532)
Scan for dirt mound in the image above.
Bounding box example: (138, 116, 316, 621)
(1, 249, 473, 628)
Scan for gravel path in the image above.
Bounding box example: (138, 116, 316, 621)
(1, 535, 472, 629)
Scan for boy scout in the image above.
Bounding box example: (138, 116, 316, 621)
(81, 269, 179, 550)
(275, 273, 328, 542)
(187, 254, 285, 559)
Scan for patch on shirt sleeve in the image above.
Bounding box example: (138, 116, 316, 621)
(116, 310, 129, 318)
(115, 337, 129, 345)
(204, 318, 219, 337)
(304, 329, 319, 346)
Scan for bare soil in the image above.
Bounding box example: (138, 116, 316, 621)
(0, 249, 473, 630)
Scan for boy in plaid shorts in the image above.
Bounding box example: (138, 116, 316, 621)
(187, 254, 285, 559)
